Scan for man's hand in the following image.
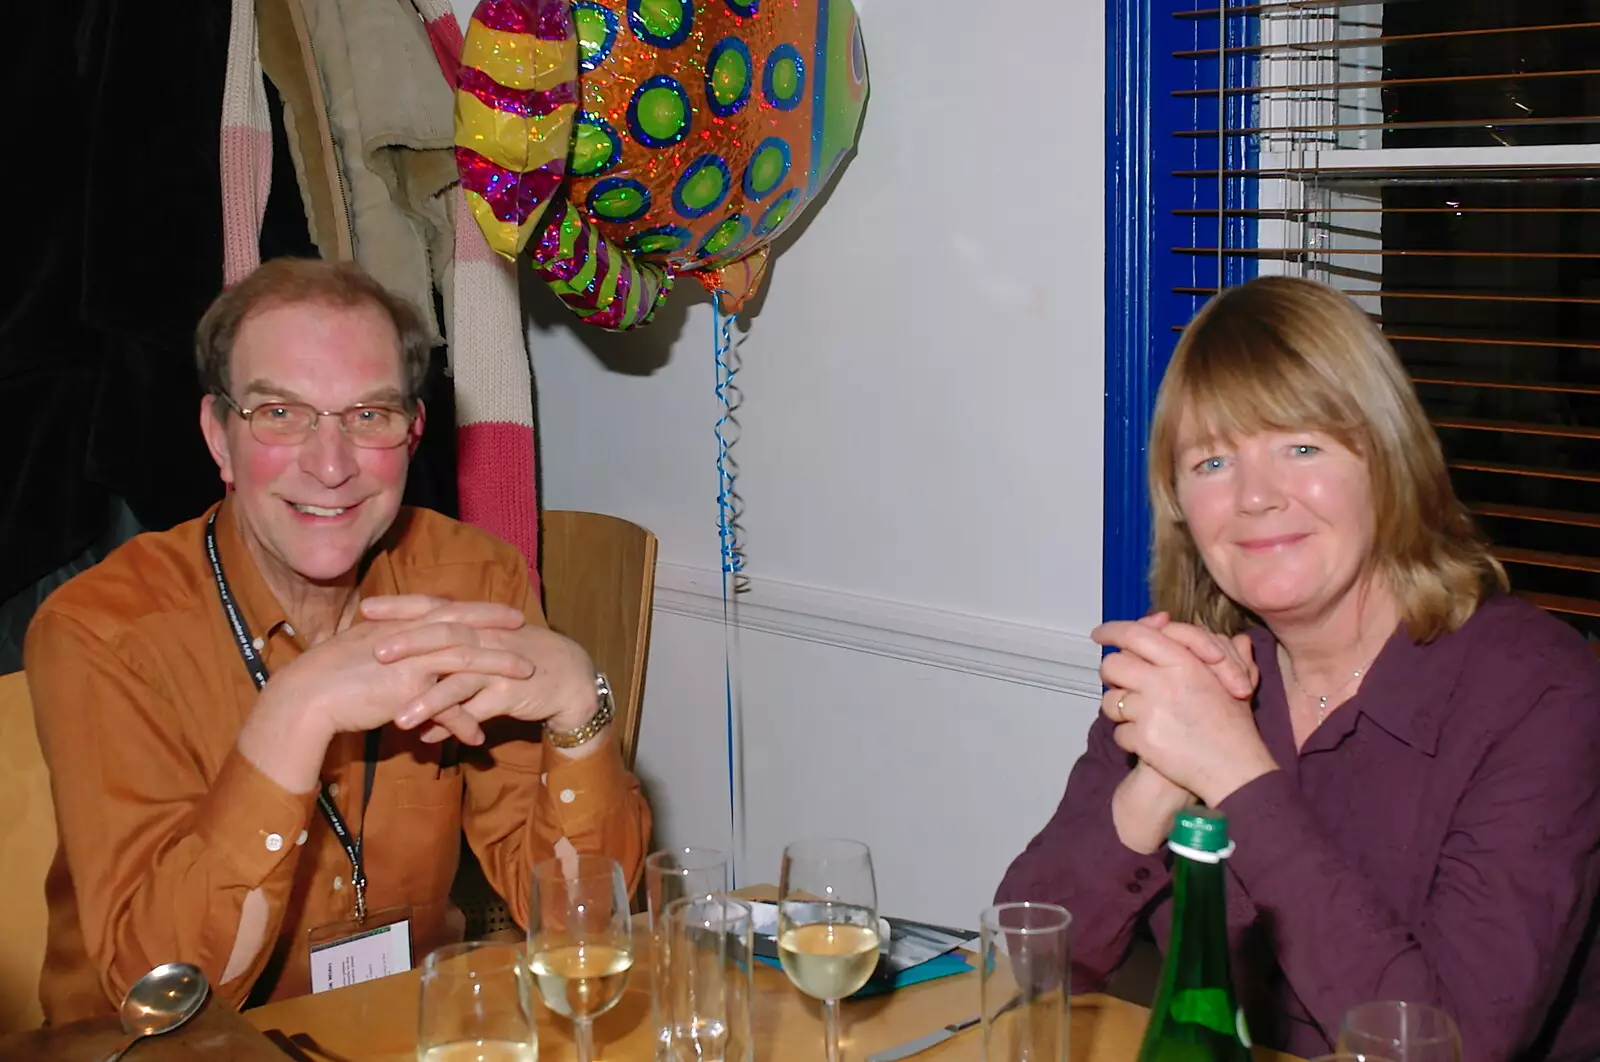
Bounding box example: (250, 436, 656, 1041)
(363, 596, 603, 754)
(237, 600, 535, 792)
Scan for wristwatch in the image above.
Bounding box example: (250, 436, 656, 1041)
(546, 672, 615, 749)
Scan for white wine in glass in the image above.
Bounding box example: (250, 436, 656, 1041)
(778, 838, 880, 1062)
(527, 940, 634, 1019)
(528, 855, 634, 1062)
(420, 1045, 537, 1062)
(778, 921, 881, 1000)
(415, 941, 538, 1062)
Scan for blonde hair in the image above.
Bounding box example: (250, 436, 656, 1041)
(1146, 275, 1506, 642)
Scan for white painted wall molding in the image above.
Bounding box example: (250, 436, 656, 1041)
(653, 562, 1104, 697)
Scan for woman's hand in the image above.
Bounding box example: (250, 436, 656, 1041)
(1112, 760, 1197, 854)
(1094, 616, 1277, 808)
(1103, 613, 1255, 850)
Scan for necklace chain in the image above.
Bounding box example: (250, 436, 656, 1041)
(1284, 649, 1380, 725)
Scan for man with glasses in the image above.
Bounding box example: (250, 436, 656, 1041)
(24, 258, 651, 1021)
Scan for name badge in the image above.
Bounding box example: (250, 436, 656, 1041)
(308, 906, 414, 993)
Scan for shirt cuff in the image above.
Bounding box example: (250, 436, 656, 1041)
(1083, 802, 1171, 905)
(192, 746, 319, 887)
(997, 798, 1170, 914)
(539, 732, 632, 835)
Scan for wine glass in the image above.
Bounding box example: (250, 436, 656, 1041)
(777, 838, 881, 1062)
(646, 848, 730, 1061)
(416, 941, 537, 1062)
(528, 855, 635, 1062)
(1339, 1001, 1462, 1062)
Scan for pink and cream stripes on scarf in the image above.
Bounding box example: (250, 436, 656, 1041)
(221, 0, 272, 287)
(219, 0, 542, 591)
(413, 0, 542, 588)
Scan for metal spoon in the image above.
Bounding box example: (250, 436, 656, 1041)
(103, 962, 210, 1062)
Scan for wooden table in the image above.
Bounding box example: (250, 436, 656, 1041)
(247, 891, 1300, 1062)
(247, 963, 1164, 1062)
(0, 1000, 288, 1062)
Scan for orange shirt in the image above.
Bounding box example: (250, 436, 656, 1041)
(25, 500, 650, 1022)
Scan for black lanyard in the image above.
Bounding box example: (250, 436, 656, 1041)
(205, 511, 378, 922)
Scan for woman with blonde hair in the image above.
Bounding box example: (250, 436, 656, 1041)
(997, 276, 1600, 1062)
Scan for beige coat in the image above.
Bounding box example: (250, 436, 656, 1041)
(257, 0, 459, 345)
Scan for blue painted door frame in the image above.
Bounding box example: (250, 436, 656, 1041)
(1103, 0, 1254, 622)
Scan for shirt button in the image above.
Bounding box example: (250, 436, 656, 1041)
(295, 829, 309, 846)
(1135, 867, 1151, 881)
(1126, 882, 1142, 895)
(252, 636, 266, 651)
(328, 782, 341, 798)
(559, 788, 577, 804)
(334, 876, 344, 891)
(265, 833, 284, 852)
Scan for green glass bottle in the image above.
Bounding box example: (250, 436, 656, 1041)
(1136, 807, 1252, 1062)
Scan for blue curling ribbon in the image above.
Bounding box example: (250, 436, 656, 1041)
(712, 291, 747, 884)
(713, 293, 747, 584)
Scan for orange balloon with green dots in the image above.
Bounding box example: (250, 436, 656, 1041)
(455, 0, 868, 326)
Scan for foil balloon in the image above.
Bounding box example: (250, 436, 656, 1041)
(455, 0, 869, 329)
(453, 0, 580, 259)
(454, 0, 673, 329)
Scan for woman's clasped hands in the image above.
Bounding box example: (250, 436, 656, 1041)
(1093, 612, 1279, 847)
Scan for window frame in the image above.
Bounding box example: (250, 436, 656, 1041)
(1103, 0, 1257, 622)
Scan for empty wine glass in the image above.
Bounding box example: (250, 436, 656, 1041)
(527, 855, 634, 1062)
(1339, 1001, 1462, 1062)
(778, 839, 880, 1062)
(646, 848, 729, 1060)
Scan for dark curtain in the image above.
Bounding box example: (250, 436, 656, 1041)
(2, 0, 458, 670)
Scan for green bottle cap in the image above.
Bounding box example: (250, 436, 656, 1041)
(1168, 806, 1231, 855)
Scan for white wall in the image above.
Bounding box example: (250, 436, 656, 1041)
(452, 0, 1106, 927)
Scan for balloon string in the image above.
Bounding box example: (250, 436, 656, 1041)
(713, 290, 748, 884)
(713, 292, 748, 589)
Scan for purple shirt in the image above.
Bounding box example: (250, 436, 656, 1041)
(996, 595, 1600, 1062)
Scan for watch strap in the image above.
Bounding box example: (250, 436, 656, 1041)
(546, 672, 615, 749)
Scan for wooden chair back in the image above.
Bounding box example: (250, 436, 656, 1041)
(453, 511, 659, 938)
(538, 510, 658, 769)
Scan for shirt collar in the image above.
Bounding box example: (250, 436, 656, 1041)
(361, 517, 402, 599)
(1251, 618, 1461, 756)
(210, 498, 414, 645)
(211, 495, 293, 644)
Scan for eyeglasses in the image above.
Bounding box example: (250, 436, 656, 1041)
(214, 391, 414, 449)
